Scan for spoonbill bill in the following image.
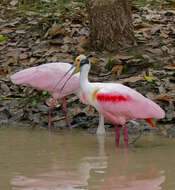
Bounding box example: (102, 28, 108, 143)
(66, 55, 165, 148)
(11, 62, 105, 133)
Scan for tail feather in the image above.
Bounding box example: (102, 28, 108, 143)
(145, 118, 156, 127)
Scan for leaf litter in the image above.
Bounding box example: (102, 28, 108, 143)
(0, 0, 174, 137)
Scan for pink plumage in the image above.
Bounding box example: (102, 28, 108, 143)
(11, 62, 80, 129)
(94, 84, 165, 148)
(76, 56, 165, 148)
(11, 62, 106, 133)
(95, 83, 165, 125)
(11, 63, 80, 99)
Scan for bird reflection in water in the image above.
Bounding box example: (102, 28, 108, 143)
(10, 135, 165, 190)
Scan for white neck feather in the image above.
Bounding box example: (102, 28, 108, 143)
(79, 64, 94, 101)
(80, 64, 90, 89)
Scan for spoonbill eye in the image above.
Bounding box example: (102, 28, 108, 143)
(77, 58, 80, 62)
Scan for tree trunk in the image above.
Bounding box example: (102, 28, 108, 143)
(86, 0, 135, 51)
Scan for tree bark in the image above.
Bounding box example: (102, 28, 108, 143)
(86, 0, 135, 51)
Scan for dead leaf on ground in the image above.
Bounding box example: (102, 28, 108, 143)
(89, 57, 100, 64)
(113, 55, 133, 61)
(63, 36, 72, 44)
(146, 41, 160, 48)
(78, 36, 88, 48)
(164, 64, 175, 70)
(0, 46, 5, 51)
(154, 95, 175, 102)
(16, 30, 26, 34)
(22, 59, 30, 65)
(77, 46, 85, 53)
(1, 28, 14, 34)
(111, 65, 123, 77)
(0, 68, 8, 78)
(135, 23, 153, 30)
(143, 30, 152, 38)
(146, 48, 163, 56)
(162, 39, 170, 45)
(160, 32, 169, 39)
(83, 106, 95, 116)
(61, 44, 69, 53)
(119, 76, 143, 83)
(6, 50, 20, 58)
(20, 52, 29, 60)
(10, 0, 18, 6)
(48, 24, 66, 38)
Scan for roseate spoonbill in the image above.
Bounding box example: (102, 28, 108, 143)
(10, 62, 105, 134)
(66, 55, 165, 148)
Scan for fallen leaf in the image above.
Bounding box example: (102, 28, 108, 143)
(0, 46, 5, 51)
(49, 24, 66, 38)
(20, 52, 29, 60)
(63, 36, 72, 44)
(0, 68, 7, 78)
(130, 59, 141, 63)
(135, 23, 153, 30)
(77, 46, 85, 53)
(164, 64, 175, 70)
(113, 55, 133, 61)
(160, 32, 169, 39)
(154, 95, 175, 102)
(146, 48, 163, 56)
(146, 41, 160, 48)
(83, 106, 95, 116)
(143, 30, 151, 38)
(10, 0, 18, 6)
(22, 59, 30, 65)
(6, 50, 20, 58)
(162, 39, 170, 45)
(1, 28, 14, 34)
(78, 36, 88, 48)
(111, 65, 123, 77)
(49, 39, 63, 46)
(119, 76, 143, 83)
(144, 76, 154, 83)
(89, 57, 100, 64)
(16, 30, 26, 34)
(61, 44, 69, 53)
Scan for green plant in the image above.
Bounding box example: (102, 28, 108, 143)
(0, 35, 7, 42)
(105, 58, 116, 71)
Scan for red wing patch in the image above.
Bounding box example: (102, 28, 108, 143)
(97, 93, 130, 102)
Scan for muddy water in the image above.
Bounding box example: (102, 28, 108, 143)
(0, 127, 175, 190)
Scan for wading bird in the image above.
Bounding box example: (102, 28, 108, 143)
(11, 62, 105, 134)
(66, 55, 165, 148)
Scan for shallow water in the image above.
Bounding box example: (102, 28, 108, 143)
(0, 127, 175, 190)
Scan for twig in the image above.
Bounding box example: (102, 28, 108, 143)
(129, 129, 143, 147)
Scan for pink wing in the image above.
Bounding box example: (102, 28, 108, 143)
(11, 63, 80, 99)
(95, 84, 165, 125)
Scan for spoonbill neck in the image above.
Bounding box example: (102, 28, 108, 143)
(79, 64, 91, 90)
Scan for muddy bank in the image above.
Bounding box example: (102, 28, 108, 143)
(0, 1, 174, 137)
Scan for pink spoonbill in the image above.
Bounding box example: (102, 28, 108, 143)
(11, 62, 105, 133)
(69, 55, 165, 148)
